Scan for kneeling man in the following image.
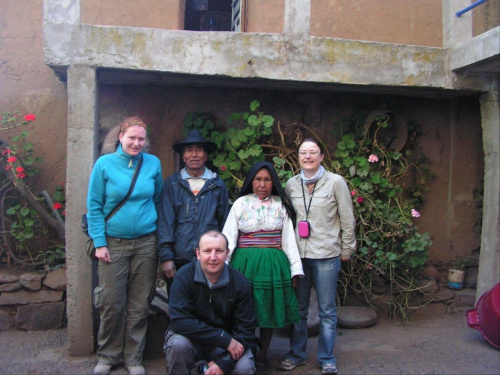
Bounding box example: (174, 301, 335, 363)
(164, 230, 256, 375)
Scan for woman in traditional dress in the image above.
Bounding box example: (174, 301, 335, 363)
(223, 161, 303, 374)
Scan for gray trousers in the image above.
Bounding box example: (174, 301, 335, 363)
(164, 330, 255, 375)
(94, 234, 157, 366)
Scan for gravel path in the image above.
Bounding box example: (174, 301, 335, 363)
(0, 310, 498, 374)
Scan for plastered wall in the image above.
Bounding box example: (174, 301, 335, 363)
(98, 85, 484, 264)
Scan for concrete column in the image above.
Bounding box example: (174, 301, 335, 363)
(43, 0, 80, 25)
(283, 0, 311, 36)
(66, 64, 98, 356)
(442, 0, 473, 48)
(477, 77, 500, 301)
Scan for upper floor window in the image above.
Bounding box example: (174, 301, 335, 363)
(185, 0, 241, 31)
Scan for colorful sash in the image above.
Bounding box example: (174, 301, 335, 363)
(237, 230, 282, 249)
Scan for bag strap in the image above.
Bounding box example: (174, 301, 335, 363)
(104, 154, 143, 222)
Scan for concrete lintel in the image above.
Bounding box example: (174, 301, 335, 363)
(66, 64, 98, 356)
(451, 26, 500, 72)
(43, 23, 456, 91)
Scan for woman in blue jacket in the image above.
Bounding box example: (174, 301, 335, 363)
(87, 117, 163, 375)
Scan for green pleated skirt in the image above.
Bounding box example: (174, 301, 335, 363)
(230, 247, 300, 328)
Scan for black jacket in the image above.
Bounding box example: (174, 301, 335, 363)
(169, 261, 257, 373)
(156, 171, 229, 263)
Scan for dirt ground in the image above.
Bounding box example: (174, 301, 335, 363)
(0, 308, 498, 375)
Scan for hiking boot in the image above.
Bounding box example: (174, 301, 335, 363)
(321, 364, 338, 374)
(93, 363, 112, 375)
(277, 358, 306, 371)
(127, 365, 146, 375)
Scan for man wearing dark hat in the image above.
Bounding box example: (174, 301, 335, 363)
(157, 129, 230, 294)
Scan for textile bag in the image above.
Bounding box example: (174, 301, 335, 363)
(86, 238, 97, 261)
(81, 214, 97, 260)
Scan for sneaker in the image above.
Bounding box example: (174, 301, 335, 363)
(321, 364, 338, 374)
(127, 365, 146, 375)
(93, 363, 112, 375)
(277, 358, 306, 371)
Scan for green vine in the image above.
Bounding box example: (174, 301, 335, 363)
(183, 101, 433, 319)
(1, 111, 66, 269)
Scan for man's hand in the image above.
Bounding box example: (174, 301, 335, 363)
(204, 361, 223, 375)
(95, 247, 111, 263)
(226, 338, 244, 360)
(340, 255, 350, 262)
(162, 260, 176, 279)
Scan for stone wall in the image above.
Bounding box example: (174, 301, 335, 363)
(0, 267, 66, 331)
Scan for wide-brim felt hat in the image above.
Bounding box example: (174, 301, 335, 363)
(172, 129, 217, 154)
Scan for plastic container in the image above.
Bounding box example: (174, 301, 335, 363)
(466, 282, 500, 349)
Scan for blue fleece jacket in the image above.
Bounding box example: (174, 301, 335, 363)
(86, 145, 163, 248)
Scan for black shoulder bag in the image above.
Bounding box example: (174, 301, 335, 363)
(81, 155, 143, 260)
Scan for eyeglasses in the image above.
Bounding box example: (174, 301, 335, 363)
(298, 151, 321, 156)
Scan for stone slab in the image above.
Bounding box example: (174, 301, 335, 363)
(15, 302, 65, 331)
(19, 272, 43, 291)
(42, 268, 67, 291)
(0, 269, 20, 284)
(338, 305, 377, 329)
(0, 290, 64, 306)
(0, 281, 21, 292)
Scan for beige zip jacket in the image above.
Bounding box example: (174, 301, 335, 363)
(286, 171, 357, 259)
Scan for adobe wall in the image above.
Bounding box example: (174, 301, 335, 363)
(81, 0, 442, 46)
(99, 85, 484, 264)
(0, 0, 489, 264)
(0, 0, 67, 193)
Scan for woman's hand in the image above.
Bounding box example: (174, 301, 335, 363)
(292, 275, 300, 288)
(95, 246, 111, 263)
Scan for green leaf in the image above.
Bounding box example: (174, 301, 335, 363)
(24, 218, 35, 227)
(231, 138, 241, 147)
(262, 115, 274, 127)
(237, 149, 248, 160)
(20, 207, 31, 216)
(342, 157, 354, 167)
(250, 100, 260, 112)
(6, 207, 18, 215)
(245, 127, 255, 136)
(357, 168, 369, 177)
(248, 115, 260, 126)
(237, 130, 248, 142)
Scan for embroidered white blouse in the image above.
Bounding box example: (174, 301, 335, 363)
(223, 193, 304, 278)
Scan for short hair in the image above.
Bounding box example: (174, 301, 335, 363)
(197, 230, 229, 250)
(299, 137, 324, 155)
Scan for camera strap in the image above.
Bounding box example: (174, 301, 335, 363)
(301, 180, 316, 220)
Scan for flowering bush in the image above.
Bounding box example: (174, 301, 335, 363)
(0, 111, 65, 268)
(183, 101, 433, 317)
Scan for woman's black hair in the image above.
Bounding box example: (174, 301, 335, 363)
(238, 161, 297, 225)
(299, 137, 324, 155)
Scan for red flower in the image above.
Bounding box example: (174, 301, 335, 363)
(220, 165, 227, 171)
(24, 114, 36, 122)
(17, 172, 26, 179)
(350, 190, 356, 196)
(1, 148, 10, 155)
(7, 156, 16, 163)
(16, 166, 24, 173)
(53, 202, 63, 210)
(5, 165, 12, 171)
(356, 196, 364, 203)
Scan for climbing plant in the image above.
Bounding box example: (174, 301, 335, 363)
(183, 100, 433, 319)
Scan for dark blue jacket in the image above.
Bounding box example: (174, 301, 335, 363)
(156, 171, 229, 263)
(169, 261, 257, 374)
